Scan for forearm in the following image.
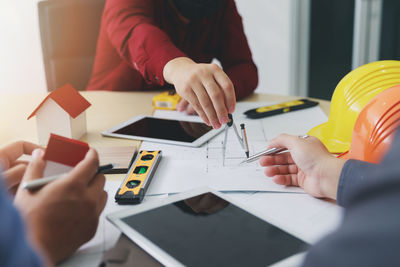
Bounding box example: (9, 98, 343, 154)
(104, 0, 186, 86)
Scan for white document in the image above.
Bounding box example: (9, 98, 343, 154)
(144, 102, 328, 195)
(229, 191, 343, 244)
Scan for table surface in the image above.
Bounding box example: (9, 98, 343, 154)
(0, 91, 335, 266)
(0, 91, 330, 145)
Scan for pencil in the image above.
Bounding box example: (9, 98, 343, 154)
(240, 123, 250, 158)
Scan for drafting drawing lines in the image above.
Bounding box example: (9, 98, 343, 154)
(205, 120, 268, 172)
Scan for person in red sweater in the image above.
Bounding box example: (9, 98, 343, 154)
(87, 0, 258, 129)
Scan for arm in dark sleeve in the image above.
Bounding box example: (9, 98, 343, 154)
(302, 129, 400, 267)
(217, 0, 258, 100)
(336, 159, 378, 207)
(0, 178, 42, 267)
(103, 0, 186, 86)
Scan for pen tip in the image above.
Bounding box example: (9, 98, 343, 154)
(245, 152, 249, 158)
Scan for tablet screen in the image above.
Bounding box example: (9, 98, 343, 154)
(113, 117, 213, 143)
(121, 193, 308, 266)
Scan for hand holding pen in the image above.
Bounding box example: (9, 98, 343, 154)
(258, 134, 344, 200)
(14, 148, 109, 263)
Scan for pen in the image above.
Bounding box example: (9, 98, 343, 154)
(240, 123, 249, 158)
(239, 147, 287, 164)
(22, 163, 117, 191)
(240, 134, 309, 164)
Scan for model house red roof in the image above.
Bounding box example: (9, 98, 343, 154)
(27, 84, 91, 120)
(44, 134, 89, 167)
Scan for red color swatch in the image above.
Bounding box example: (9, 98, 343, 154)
(44, 134, 89, 167)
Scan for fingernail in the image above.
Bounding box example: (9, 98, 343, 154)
(220, 116, 228, 125)
(229, 106, 235, 113)
(32, 149, 44, 159)
(213, 123, 221, 129)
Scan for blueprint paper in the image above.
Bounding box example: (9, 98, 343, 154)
(144, 103, 328, 195)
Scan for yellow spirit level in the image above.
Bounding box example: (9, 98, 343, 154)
(152, 90, 181, 110)
(244, 99, 318, 119)
(115, 150, 162, 204)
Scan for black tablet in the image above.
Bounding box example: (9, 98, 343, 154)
(107, 188, 309, 266)
(102, 116, 223, 147)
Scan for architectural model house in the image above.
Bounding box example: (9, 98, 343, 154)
(43, 133, 89, 177)
(27, 84, 91, 145)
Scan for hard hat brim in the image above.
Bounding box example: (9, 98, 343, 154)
(308, 122, 350, 153)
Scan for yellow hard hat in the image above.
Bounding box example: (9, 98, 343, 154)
(308, 60, 400, 153)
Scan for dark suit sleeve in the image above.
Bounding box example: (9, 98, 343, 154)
(302, 129, 400, 267)
(336, 159, 378, 207)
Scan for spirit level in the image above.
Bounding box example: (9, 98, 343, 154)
(115, 150, 162, 204)
(244, 99, 318, 119)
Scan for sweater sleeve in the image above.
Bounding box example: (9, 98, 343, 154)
(103, 0, 186, 86)
(216, 0, 258, 100)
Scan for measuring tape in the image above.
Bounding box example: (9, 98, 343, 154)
(244, 99, 318, 119)
(115, 150, 162, 204)
(152, 90, 181, 110)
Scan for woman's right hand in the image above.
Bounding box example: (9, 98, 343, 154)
(163, 57, 236, 129)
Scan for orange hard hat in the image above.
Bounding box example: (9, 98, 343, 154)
(339, 84, 400, 163)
